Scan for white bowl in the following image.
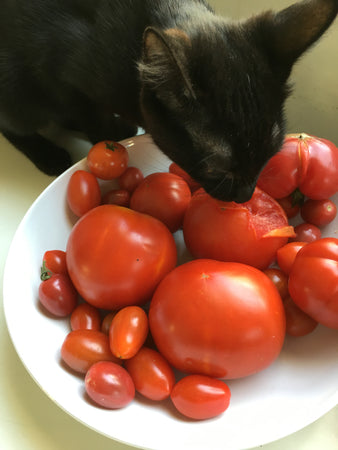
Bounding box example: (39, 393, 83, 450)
(3, 134, 338, 450)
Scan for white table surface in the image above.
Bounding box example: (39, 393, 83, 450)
(1, 131, 338, 450)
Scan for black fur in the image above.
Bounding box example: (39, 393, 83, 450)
(1, 0, 337, 201)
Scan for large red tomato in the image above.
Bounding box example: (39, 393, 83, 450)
(183, 187, 294, 270)
(66, 205, 177, 309)
(288, 238, 338, 329)
(257, 133, 338, 199)
(149, 259, 286, 379)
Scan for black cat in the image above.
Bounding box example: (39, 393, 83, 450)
(1, 0, 337, 202)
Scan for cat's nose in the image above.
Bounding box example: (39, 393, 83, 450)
(231, 183, 256, 203)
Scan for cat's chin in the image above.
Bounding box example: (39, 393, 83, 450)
(202, 180, 256, 204)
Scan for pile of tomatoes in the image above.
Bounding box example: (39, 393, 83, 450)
(38, 134, 338, 421)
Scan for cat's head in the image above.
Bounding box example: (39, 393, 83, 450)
(139, 0, 337, 202)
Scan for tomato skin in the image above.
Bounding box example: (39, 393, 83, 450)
(183, 187, 294, 270)
(118, 166, 144, 193)
(87, 141, 129, 180)
(283, 296, 318, 337)
(263, 268, 289, 299)
(289, 223, 321, 243)
(288, 238, 338, 329)
(276, 242, 308, 275)
(101, 312, 117, 335)
(61, 329, 121, 373)
(130, 172, 192, 233)
(70, 303, 101, 331)
(38, 274, 78, 317)
(66, 205, 177, 310)
(85, 361, 135, 409)
(67, 170, 101, 217)
(257, 134, 338, 199)
(109, 306, 149, 359)
(124, 347, 176, 401)
(102, 188, 130, 207)
(42, 250, 67, 275)
(300, 199, 337, 227)
(276, 195, 301, 219)
(170, 375, 231, 420)
(169, 162, 201, 193)
(149, 259, 285, 379)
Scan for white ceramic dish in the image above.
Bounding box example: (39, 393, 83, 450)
(3, 134, 338, 450)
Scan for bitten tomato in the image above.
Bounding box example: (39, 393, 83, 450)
(276, 242, 308, 275)
(300, 199, 337, 227)
(149, 259, 286, 379)
(87, 141, 129, 180)
(183, 187, 295, 270)
(288, 238, 338, 329)
(70, 302, 101, 331)
(170, 375, 231, 420)
(85, 361, 135, 409)
(257, 133, 338, 199)
(61, 329, 121, 373)
(38, 273, 78, 317)
(130, 172, 192, 232)
(109, 306, 149, 359)
(125, 347, 176, 401)
(67, 170, 101, 217)
(66, 205, 177, 309)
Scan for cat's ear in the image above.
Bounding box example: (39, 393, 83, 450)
(139, 27, 196, 100)
(251, 0, 337, 76)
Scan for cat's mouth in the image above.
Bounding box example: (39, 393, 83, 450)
(198, 174, 257, 203)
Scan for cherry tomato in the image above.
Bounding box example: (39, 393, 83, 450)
(41, 250, 67, 276)
(70, 302, 101, 331)
(66, 170, 101, 217)
(130, 172, 192, 233)
(149, 259, 285, 379)
(85, 361, 135, 409)
(263, 268, 289, 299)
(118, 166, 144, 193)
(276, 242, 308, 275)
(38, 273, 78, 317)
(170, 375, 231, 420)
(283, 296, 318, 337)
(102, 188, 130, 207)
(300, 198, 337, 227)
(289, 223, 321, 243)
(87, 141, 129, 180)
(288, 238, 338, 329)
(183, 187, 295, 270)
(101, 312, 117, 335)
(66, 205, 177, 309)
(109, 306, 149, 359)
(169, 162, 201, 193)
(61, 329, 121, 373)
(276, 192, 303, 219)
(124, 347, 175, 401)
(257, 133, 338, 199)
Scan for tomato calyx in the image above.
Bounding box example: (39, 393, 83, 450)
(40, 260, 52, 281)
(105, 141, 119, 152)
(290, 188, 305, 208)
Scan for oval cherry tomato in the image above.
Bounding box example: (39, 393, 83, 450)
(183, 187, 295, 270)
(118, 166, 144, 193)
(300, 198, 337, 227)
(101, 312, 117, 335)
(70, 302, 101, 331)
(263, 268, 289, 299)
(41, 250, 67, 276)
(289, 223, 322, 243)
(130, 172, 192, 233)
(288, 238, 338, 329)
(87, 141, 129, 180)
(66, 205, 177, 309)
(124, 347, 176, 401)
(276, 242, 308, 274)
(109, 306, 149, 359)
(170, 375, 231, 420)
(102, 188, 130, 207)
(149, 259, 285, 379)
(61, 329, 121, 373)
(169, 162, 201, 193)
(283, 295, 318, 337)
(257, 133, 338, 199)
(85, 361, 135, 409)
(38, 273, 78, 317)
(66, 170, 101, 217)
